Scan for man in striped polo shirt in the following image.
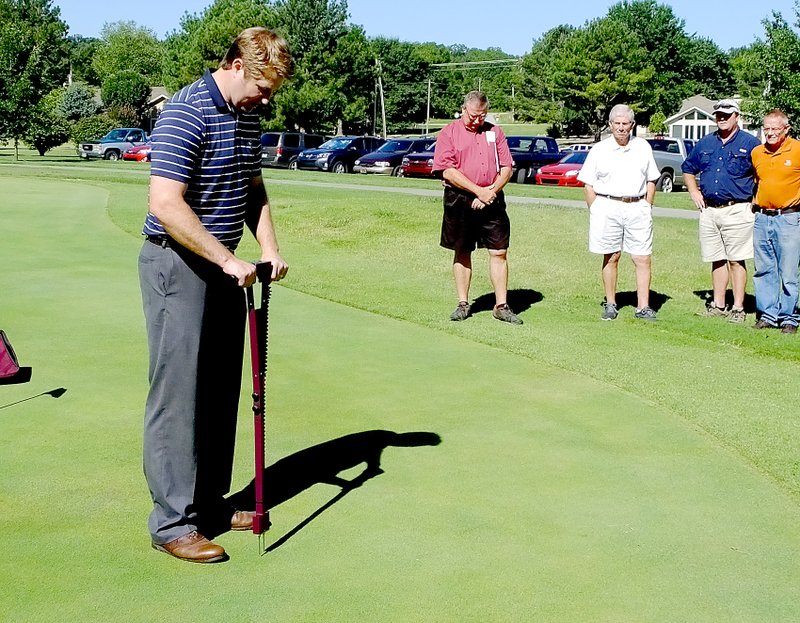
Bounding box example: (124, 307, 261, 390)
(139, 27, 293, 563)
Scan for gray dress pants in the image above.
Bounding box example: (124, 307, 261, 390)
(138, 240, 246, 544)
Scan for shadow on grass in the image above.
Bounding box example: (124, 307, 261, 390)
(470, 288, 543, 315)
(692, 289, 758, 314)
(0, 385, 67, 409)
(616, 290, 671, 311)
(223, 430, 441, 549)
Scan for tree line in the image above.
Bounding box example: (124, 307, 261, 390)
(1, 0, 799, 156)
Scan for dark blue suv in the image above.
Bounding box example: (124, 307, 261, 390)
(295, 135, 385, 173)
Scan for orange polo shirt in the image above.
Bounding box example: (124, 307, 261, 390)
(752, 136, 800, 209)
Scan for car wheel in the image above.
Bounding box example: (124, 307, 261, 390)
(331, 161, 347, 174)
(515, 167, 528, 184)
(396, 167, 405, 178)
(391, 166, 402, 177)
(658, 171, 674, 193)
(105, 150, 120, 161)
(288, 159, 298, 171)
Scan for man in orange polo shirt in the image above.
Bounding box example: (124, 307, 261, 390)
(751, 109, 800, 333)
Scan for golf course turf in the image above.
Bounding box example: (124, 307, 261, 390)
(1, 160, 799, 621)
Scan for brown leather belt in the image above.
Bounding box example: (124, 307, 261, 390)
(596, 193, 645, 203)
(752, 205, 800, 215)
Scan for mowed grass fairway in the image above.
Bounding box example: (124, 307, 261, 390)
(1, 160, 800, 622)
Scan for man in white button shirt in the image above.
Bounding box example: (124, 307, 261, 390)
(578, 104, 661, 321)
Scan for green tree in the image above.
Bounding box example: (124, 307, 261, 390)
(92, 21, 164, 84)
(372, 37, 430, 132)
(0, 0, 70, 157)
(67, 35, 102, 85)
(748, 6, 800, 123)
(551, 17, 654, 139)
(72, 113, 114, 143)
(22, 88, 71, 155)
(604, 0, 733, 123)
(273, 0, 374, 133)
(649, 111, 667, 135)
(59, 81, 99, 120)
(101, 69, 150, 111)
(518, 25, 576, 124)
(162, 0, 276, 91)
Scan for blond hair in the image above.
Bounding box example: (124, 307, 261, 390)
(220, 27, 294, 80)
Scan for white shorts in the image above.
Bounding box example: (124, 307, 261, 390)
(698, 201, 754, 262)
(589, 196, 653, 256)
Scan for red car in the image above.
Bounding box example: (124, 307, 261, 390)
(122, 141, 152, 162)
(535, 151, 587, 186)
(400, 142, 436, 177)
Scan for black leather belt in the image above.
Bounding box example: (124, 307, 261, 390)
(145, 234, 236, 251)
(596, 193, 646, 203)
(706, 198, 749, 208)
(752, 205, 800, 215)
(145, 235, 172, 248)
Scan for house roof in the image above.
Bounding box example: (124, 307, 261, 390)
(665, 95, 715, 124)
(147, 86, 170, 108)
(665, 95, 743, 125)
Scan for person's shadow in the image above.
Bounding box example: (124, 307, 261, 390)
(222, 430, 442, 549)
(692, 289, 757, 314)
(615, 290, 671, 311)
(469, 288, 543, 315)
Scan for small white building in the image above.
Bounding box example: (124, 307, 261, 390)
(665, 95, 756, 141)
(665, 95, 719, 141)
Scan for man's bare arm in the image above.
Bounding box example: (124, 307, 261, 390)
(149, 176, 257, 287)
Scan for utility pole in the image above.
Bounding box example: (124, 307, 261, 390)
(375, 59, 387, 139)
(426, 79, 431, 136)
(511, 85, 515, 122)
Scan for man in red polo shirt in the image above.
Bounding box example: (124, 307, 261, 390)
(433, 91, 521, 324)
(751, 109, 800, 333)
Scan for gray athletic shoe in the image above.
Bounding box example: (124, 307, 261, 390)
(493, 304, 523, 325)
(634, 306, 657, 321)
(600, 301, 618, 321)
(727, 308, 746, 324)
(450, 301, 470, 321)
(696, 303, 729, 318)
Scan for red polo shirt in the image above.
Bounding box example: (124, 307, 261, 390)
(433, 119, 513, 187)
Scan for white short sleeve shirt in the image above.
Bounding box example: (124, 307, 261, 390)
(578, 135, 660, 196)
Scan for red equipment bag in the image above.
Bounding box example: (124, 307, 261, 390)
(0, 331, 20, 378)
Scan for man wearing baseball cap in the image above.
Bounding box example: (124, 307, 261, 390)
(682, 98, 761, 323)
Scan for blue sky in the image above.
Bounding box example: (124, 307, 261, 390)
(54, 0, 797, 56)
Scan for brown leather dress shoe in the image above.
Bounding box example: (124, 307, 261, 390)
(230, 510, 255, 531)
(152, 531, 227, 563)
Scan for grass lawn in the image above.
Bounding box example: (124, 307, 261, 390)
(1, 157, 799, 622)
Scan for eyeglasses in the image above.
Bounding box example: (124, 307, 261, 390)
(763, 126, 788, 133)
(714, 112, 733, 120)
(462, 108, 487, 122)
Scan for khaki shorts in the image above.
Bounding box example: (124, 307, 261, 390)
(699, 201, 754, 262)
(588, 196, 653, 256)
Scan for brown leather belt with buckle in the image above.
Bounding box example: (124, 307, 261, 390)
(596, 193, 646, 203)
(752, 205, 800, 215)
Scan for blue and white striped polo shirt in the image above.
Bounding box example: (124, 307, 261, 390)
(143, 70, 262, 249)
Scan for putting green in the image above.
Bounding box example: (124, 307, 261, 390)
(1, 176, 798, 622)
